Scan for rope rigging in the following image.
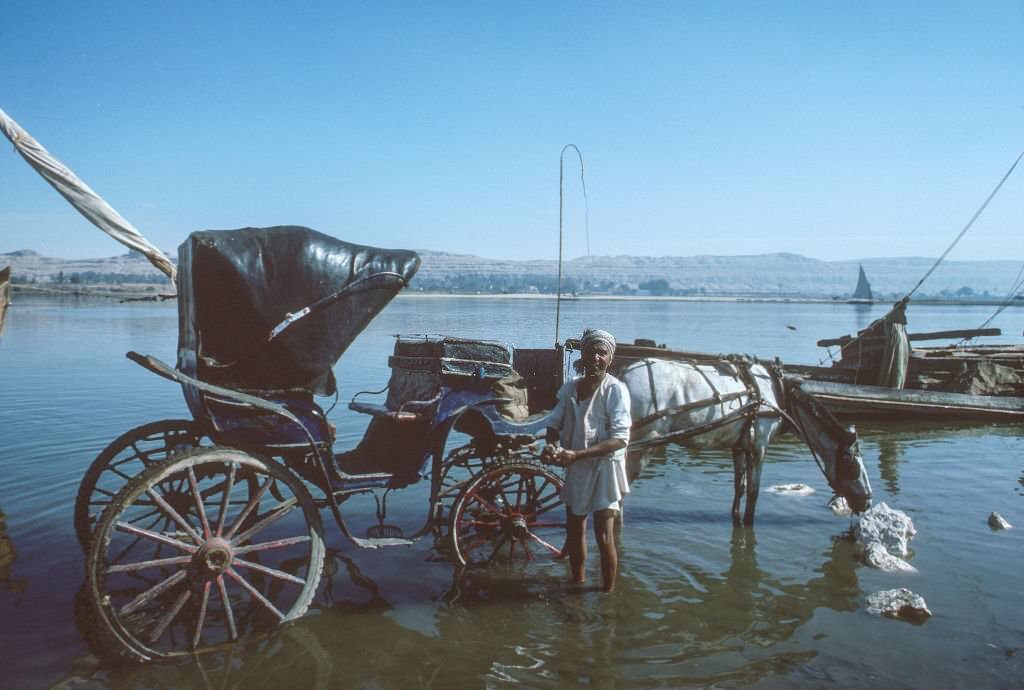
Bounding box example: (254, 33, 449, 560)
(905, 148, 1024, 301)
(821, 148, 1024, 362)
(959, 258, 1024, 346)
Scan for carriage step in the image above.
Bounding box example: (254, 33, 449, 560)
(366, 524, 404, 539)
(350, 535, 414, 549)
(348, 401, 425, 423)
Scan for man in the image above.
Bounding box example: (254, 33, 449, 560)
(542, 328, 631, 592)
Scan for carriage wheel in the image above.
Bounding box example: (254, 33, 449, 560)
(86, 446, 325, 663)
(431, 438, 538, 550)
(450, 462, 565, 569)
(75, 419, 205, 550)
(431, 442, 493, 545)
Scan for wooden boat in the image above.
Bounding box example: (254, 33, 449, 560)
(0, 265, 10, 336)
(783, 376, 1024, 422)
(785, 299, 1024, 423)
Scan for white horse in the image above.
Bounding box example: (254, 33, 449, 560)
(617, 357, 872, 525)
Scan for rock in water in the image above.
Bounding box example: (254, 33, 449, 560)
(828, 495, 851, 516)
(767, 483, 815, 495)
(988, 512, 1013, 530)
(862, 542, 917, 573)
(854, 502, 916, 558)
(866, 588, 932, 624)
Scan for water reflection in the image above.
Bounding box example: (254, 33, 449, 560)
(852, 302, 874, 332)
(0, 508, 25, 593)
(876, 437, 904, 494)
(431, 525, 861, 687)
(63, 614, 334, 690)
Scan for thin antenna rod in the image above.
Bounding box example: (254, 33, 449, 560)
(556, 144, 586, 347)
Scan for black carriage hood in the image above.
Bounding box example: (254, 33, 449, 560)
(176, 226, 420, 395)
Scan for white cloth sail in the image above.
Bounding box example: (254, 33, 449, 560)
(0, 107, 176, 281)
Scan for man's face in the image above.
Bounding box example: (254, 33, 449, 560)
(582, 341, 612, 378)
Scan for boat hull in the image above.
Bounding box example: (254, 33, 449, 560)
(791, 378, 1024, 423)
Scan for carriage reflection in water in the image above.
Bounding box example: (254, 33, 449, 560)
(75, 226, 580, 663)
(75, 226, 872, 664)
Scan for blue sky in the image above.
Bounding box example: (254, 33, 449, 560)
(1, 1, 1022, 261)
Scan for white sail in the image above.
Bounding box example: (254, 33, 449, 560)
(850, 264, 873, 302)
(0, 107, 176, 281)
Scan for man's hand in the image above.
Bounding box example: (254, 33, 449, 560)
(541, 444, 579, 466)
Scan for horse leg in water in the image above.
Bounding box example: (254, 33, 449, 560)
(731, 420, 767, 526)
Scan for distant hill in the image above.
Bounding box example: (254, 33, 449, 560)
(2, 247, 1020, 299)
(412, 250, 1020, 299)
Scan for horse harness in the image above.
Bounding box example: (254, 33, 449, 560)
(627, 357, 783, 451)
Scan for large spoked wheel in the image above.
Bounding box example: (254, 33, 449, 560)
(450, 462, 565, 569)
(86, 446, 325, 663)
(75, 419, 205, 550)
(432, 441, 493, 543)
(432, 439, 541, 552)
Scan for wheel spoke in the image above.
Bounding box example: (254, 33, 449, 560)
(233, 535, 311, 555)
(464, 491, 504, 518)
(146, 487, 202, 544)
(193, 580, 212, 649)
(148, 587, 191, 643)
(527, 520, 566, 529)
(526, 497, 563, 520)
(114, 521, 197, 554)
(119, 569, 188, 617)
(106, 555, 191, 574)
(508, 475, 527, 511)
(224, 477, 273, 540)
(107, 512, 168, 565)
(188, 467, 213, 539)
(214, 463, 238, 537)
(233, 557, 306, 585)
(108, 466, 136, 482)
(230, 497, 297, 546)
(225, 568, 285, 621)
(462, 518, 504, 529)
(526, 531, 561, 555)
(217, 575, 237, 641)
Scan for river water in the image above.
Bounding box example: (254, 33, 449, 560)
(0, 295, 1021, 689)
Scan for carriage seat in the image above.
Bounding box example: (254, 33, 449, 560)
(200, 391, 334, 452)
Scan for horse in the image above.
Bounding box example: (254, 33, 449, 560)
(616, 356, 872, 525)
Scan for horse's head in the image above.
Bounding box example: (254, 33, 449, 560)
(834, 424, 871, 513)
(784, 380, 872, 514)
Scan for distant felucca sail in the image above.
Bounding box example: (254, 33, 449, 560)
(0, 107, 176, 282)
(848, 264, 874, 304)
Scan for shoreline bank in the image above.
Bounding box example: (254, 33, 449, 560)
(10, 283, 1022, 308)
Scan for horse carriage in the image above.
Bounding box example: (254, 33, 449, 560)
(75, 226, 872, 664)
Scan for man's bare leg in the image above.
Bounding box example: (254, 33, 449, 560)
(566, 512, 588, 585)
(593, 509, 618, 592)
